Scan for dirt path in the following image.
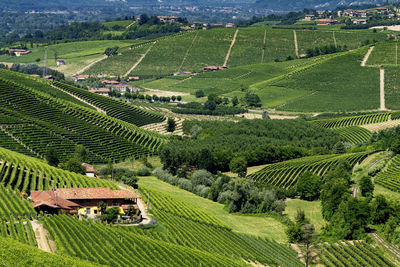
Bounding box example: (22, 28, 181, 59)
(223, 29, 239, 66)
(380, 68, 386, 111)
(124, 42, 156, 77)
(178, 32, 199, 72)
(332, 31, 337, 48)
(52, 84, 106, 114)
(126, 21, 136, 29)
(75, 55, 107, 75)
(31, 220, 55, 253)
(293, 30, 299, 58)
(361, 46, 374, 67)
(261, 29, 267, 63)
(352, 187, 359, 198)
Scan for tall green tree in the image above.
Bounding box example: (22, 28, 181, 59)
(166, 118, 176, 133)
(46, 147, 59, 167)
(229, 157, 247, 177)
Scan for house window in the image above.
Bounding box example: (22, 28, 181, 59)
(112, 203, 119, 207)
(86, 208, 91, 215)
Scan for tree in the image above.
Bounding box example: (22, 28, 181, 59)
(126, 205, 136, 218)
(198, 148, 214, 172)
(296, 172, 321, 201)
(195, 90, 205, 98)
(223, 97, 229, 105)
(59, 158, 85, 174)
(46, 147, 59, 167)
(243, 92, 261, 107)
(370, 195, 391, 224)
(166, 118, 176, 132)
(320, 178, 351, 220)
(98, 201, 107, 215)
(229, 157, 247, 177)
(359, 176, 374, 197)
(232, 96, 239, 106)
(171, 95, 176, 102)
(177, 96, 182, 101)
(102, 208, 119, 223)
(74, 145, 87, 163)
(204, 100, 216, 110)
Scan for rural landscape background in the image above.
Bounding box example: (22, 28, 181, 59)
(1, 0, 400, 266)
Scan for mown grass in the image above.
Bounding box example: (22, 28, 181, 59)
(284, 199, 325, 233)
(138, 175, 288, 241)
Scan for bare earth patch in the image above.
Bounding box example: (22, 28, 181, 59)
(361, 119, 400, 132)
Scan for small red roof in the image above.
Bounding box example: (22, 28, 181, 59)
(82, 163, 94, 173)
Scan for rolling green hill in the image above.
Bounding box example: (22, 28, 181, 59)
(0, 69, 167, 163)
(83, 27, 386, 78)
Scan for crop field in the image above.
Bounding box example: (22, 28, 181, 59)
(312, 112, 392, 128)
(1, 40, 137, 68)
(375, 155, 400, 193)
(0, 184, 36, 218)
(334, 126, 372, 144)
(247, 152, 370, 189)
(383, 66, 400, 109)
(0, 218, 37, 246)
(0, 71, 167, 162)
(42, 183, 302, 267)
(274, 48, 381, 111)
(0, 147, 119, 192)
(83, 43, 153, 76)
(367, 41, 400, 66)
(319, 241, 395, 267)
(0, 235, 100, 267)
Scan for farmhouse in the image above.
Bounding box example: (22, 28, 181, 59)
(89, 88, 110, 96)
(30, 187, 139, 216)
(203, 66, 228, 72)
(225, 23, 234, 28)
(157, 16, 178, 23)
(8, 49, 31, 56)
(56, 59, 66, 66)
(44, 75, 55, 81)
(102, 80, 120, 86)
(304, 14, 315, 21)
(352, 19, 367, 25)
(127, 76, 140, 81)
(317, 19, 338, 26)
(376, 8, 388, 14)
(113, 83, 133, 93)
(72, 74, 89, 82)
(82, 163, 95, 177)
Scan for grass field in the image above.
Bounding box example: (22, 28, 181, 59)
(138, 175, 287, 242)
(284, 199, 325, 232)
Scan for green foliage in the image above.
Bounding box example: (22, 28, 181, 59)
(296, 172, 321, 201)
(359, 175, 374, 197)
(370, 195, 391, 225)
(334, 126, 372, 144)
(59, 158, 86, 175)
(104, 46, 119, 57)
(243, 91, 261, 107)
(136, 166, 151, 176)
(166, 117, 176, 132)
(374, 154, 400, 192)
(195, 90, 205, 98)
(102, 208, 120, 223)
(312, 112, 391, 129)
(229, 157, 248, 177)
(45, 147, 59, 167)
(320, 178, 351, 221)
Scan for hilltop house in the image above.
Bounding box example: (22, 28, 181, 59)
(317, 19, 338, 26)
(157, 16, 178, 23)
(8, 49, 31, 57)
(30, 187, 138, 216)
(56, 59, 66, 66)
(72, 75, 89, 82)
(352, 19, 367, 25)
(89, 88, 110, 96)
(304, 14, 315, 21)
(203, 66, 228, 72)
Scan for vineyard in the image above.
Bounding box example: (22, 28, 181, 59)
(312, 112, 392, 128)
(247, 152, 370, 189)
(374, 155, 400, 193)
(0, 185, 35, 219)
(0, 147, 118, 192)
(0, 235, 100, 267)
(0, 217, 37, 246)
(319, 241, 395, 267)
(334, 126, 372, 144)
(0, 70, 167, 162)
(43, 185, 302, 266)
(53, 81, 164, 127)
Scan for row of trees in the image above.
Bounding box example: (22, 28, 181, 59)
(2, 63, 65, 81)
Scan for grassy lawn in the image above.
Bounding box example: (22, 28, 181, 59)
(138, 175, 288, 242)
(284, 199, 325, 233)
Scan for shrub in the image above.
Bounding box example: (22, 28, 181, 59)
(137, 166, 151, 176)
(191, 170, 214, 187)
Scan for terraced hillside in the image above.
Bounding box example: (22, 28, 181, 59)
(41, 185, 302, 266)
(334, 126, 372, 144)
(319, 241, 395, 266)
(0, 70, 167, 163)
(375, 155, 400, 193)
(0, 147, 118, 192)
(0, 218, 37, 247)
(312, 112, 392, 128)
(248, 152, 370, 189)
(83, 28, 386, 78)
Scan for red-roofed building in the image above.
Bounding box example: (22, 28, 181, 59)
(89, 88, 110, 96)
(82, 163, 95, 177)
(30, 188, 139, 216)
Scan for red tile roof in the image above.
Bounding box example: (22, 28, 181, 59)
(52, 187, 137, 200)
(31, 191, 81, 210)
(82, 163, 95, 173)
